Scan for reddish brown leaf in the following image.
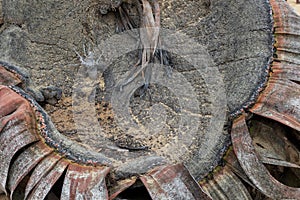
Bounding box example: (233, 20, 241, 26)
(261, 157, 300, 169)
(214, 167, 252, 200)
(0, 112, 33, 148)
(0, 86, 40, 194)
(200, 166, 252, 200)
(201, 179, 227, 200)
(7, 141, 53, 198)
(276, 50, 300, 64)
(271, 62, 300, 83)
(109, 177, 137, 200)
(27, 159, 69, 199)
(225, 149, 255, 188)
(61, 164, 110, 200)
(0, 130, 39, 195)
(25, 153, 62, 199)
(231, 116, 300, 199)
(0, 111, 37, 151)
(0, 86, 37, 134)
(271, 0, 300, 65)
(271, 0, 300, 35)
(140, 164, 211, 200)
(0, 65, 22, 86)
(249, 119, 300, 168)
(0, 86, 25, 119)
(275, 34, 300, 55)
(250, 78, 300, 131)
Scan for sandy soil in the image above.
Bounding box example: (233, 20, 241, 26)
(287, 0, 300, 14)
